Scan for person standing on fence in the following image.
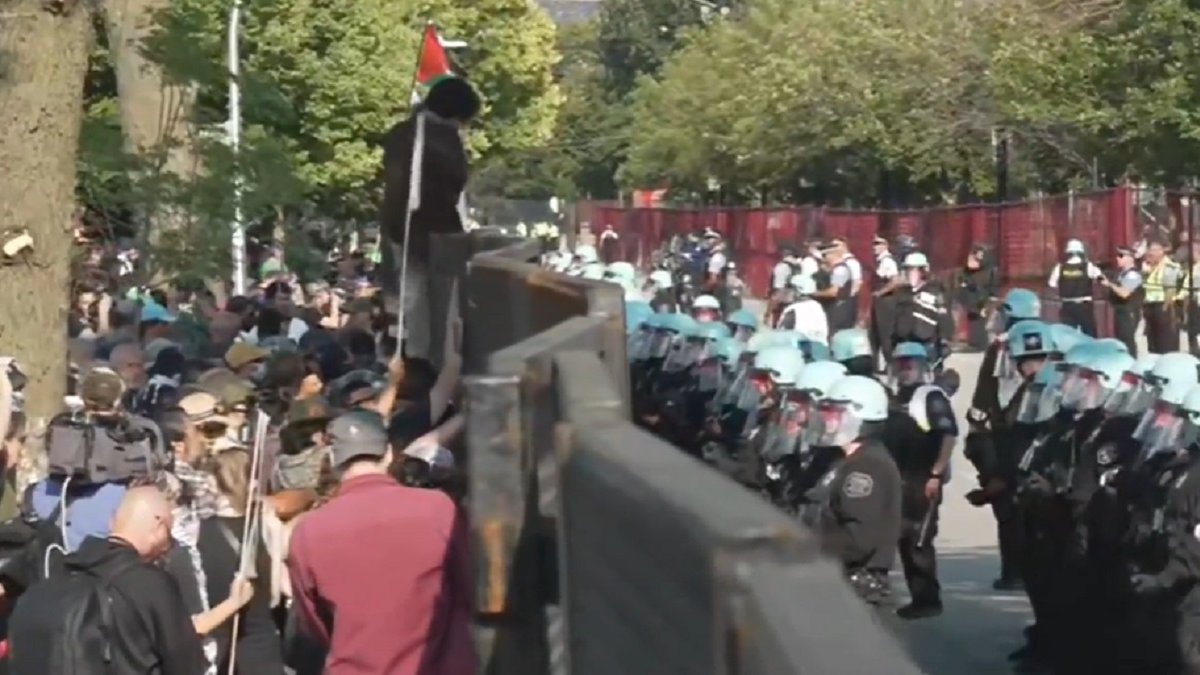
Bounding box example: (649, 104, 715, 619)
(1142, 238, 1182, 353)
(1047, 239, 1103, 337)
(812, 241, 857, 334)
(380, 77, 482, 362)
(1099, 246, 1143, 356)
(869, 236, 901, 374)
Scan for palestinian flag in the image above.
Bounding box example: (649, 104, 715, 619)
(411, 22, 453, 104)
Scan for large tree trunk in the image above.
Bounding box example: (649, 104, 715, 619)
(103, 0, 199, 272)
(0, 1, 93, 422)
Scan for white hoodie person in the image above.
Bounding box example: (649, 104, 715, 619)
(776, 274, 829, 343)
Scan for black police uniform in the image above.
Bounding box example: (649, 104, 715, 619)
(1056, 258, 1097, 336)
(1110, 266, 1143, 356)
(892, 280, 955, 361)
(959, 260, 997, 350)
(967, 348, 1031, 588)
(806, 439, 902, 606)
(827, 260, 856, 333)
(870, 253, 899, 369)
(886, 386, 957, 614)
(1116, 450, 1200, 673)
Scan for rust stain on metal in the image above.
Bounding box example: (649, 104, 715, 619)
(479, 518, 512, 612)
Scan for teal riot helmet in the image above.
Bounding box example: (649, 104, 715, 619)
(630, 311, 668, 361)
(1060, 349, 1135, 412)
(831, 328, 872, 363)
(761, 361, 848, 460)
(804, 375, 890, 448)
(785, 332, 832, 362)
(666, 321, 732, 374)
(1048, 323, 1090, 359)
(624, 300, 654, 334)
(736, 346, 806, 412)
(726, 309, 759, 343)
(647, 312, 698, 361)
(1134, 366, 1200, 459)
(1000, 288, 1041, 325)
(1016, 361, 1066, 424)
(607, 261, 637, 285)
(1094, 337, 1130, 355)
(1103, 353, 1161, 417)
(890, 341, 932, 388)
(1003, 319, 1055, 383)
(661, 315, 703, 373)
(698, 336, 742, 393)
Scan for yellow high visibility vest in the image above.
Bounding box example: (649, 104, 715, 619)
(1144, 259, 1180, 303)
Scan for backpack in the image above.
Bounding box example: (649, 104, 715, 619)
(7, 556, 141, 674)
(45, 412, 160, 485)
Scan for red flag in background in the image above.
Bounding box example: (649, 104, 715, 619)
(413, 23, 453, 102)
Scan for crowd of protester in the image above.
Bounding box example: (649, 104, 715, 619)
(0, 244, 474, 674)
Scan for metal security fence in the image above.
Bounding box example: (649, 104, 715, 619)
(449, 232, 922, 674)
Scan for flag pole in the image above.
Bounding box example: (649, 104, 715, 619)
(394, 20, 436, 361)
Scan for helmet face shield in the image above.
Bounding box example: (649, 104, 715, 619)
(721, 353, 757, 406)
(696, 357, 726, 393)
(1016, 382, 1062, 424)
(1103, 372, 1158, 417)
(804, 399, 866, 448)
(1060, 369, 1107, 411)
(760, 391, 813, 462)
(1134, 400, 1191, 458)
(730, 324, 755, 343)
(648, 329, 678, 359)
(663, 336, 707, 373)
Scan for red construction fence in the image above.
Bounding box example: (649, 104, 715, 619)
(584, 186, 1137, 299)
(581, 186, 1150, 338)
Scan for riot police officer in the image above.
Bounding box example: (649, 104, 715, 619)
(891, 252, 954, 365)
(959, 244, 997, 351)
(1048, 238, 1103, 337)
(802, 375, 903, 607)
(885, 342, 958, 619)
(760, 361, 848, 513)
(966, 318, 1054, 592)
(1100, 246, 1144, 355)
(646, 269, 678, 313)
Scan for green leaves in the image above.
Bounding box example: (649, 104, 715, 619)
(616, 0, 1200, 204)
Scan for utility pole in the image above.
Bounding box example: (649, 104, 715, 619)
(228, 0, 246, 295)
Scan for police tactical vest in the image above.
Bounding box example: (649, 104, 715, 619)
(1110, 267, 1144, 313)
(1057, 259, 1092, 301)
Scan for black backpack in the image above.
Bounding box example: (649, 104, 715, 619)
(7, 556, 141, 674)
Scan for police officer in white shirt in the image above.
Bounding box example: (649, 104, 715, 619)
(777, 274, 829, 343)
(870, 236, 902, 372)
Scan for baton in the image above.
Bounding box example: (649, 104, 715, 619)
(916, 491, 941, 550)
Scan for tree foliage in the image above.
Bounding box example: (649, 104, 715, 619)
(618, 0, 1200, 205)
(77, 0, 561, 280)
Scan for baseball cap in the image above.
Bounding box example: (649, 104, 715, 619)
(178, 391, 233, 425)
(402, 439, 456, 480)
(225, 342, 269, 370)
(196, 368, 255, 410)
(327, 410, 389, 467)
(80, 367, 125, 410)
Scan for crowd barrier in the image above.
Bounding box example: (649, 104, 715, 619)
(436, 231, 922, 674)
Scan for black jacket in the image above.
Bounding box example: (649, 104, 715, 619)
(8, 536, 207, 675)
(196, 516, 284, 673)
(380, 109, 468, 262)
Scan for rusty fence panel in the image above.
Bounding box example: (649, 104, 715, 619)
(463, 251, 629, 409)
(551, 350, 920, 675)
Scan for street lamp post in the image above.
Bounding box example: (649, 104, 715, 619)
(228, 0, 246, 295)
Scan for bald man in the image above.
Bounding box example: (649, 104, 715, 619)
(8, 486, 208, 674)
